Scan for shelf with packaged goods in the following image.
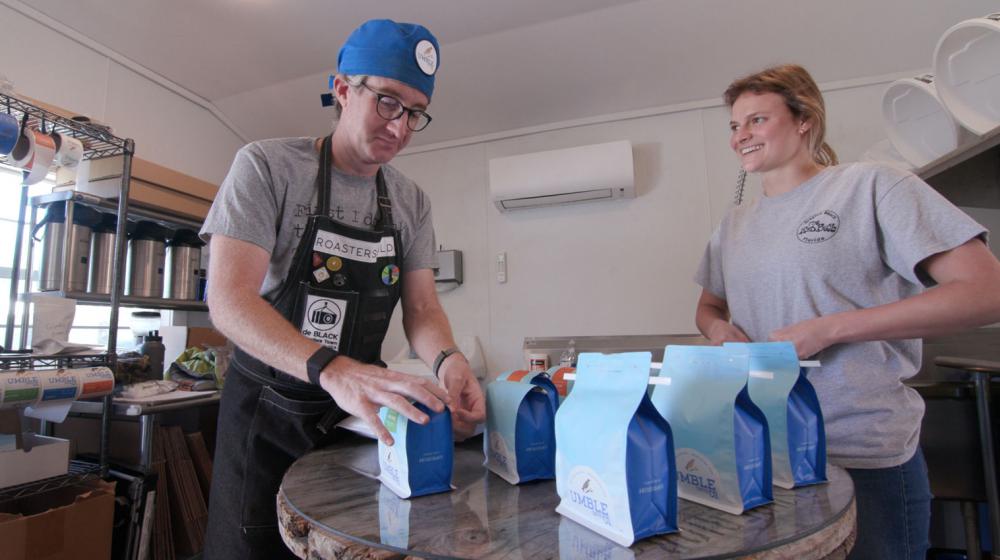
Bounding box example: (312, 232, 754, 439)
(24, 190, 207, 311)
(0, 93, 128, 162)
(30, 189, 203, 232)
(2, 91, 135, 492)
(0, 351, 111, 371)
(26, 290, 207, 312)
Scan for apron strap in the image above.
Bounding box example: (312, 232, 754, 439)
(316, 134, 396, 230)
(374, 168, 395, 229)
(317, 134, 333, 216)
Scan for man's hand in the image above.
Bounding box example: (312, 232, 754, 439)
(319, 357, 451, 445)
(437, 355, 486, 440)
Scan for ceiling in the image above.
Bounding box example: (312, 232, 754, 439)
(14, 0, 999, 148)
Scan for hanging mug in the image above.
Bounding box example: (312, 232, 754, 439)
(24, 129, 57, 185)
(52, 132, 84, 168)
(0, 112, 18, 156)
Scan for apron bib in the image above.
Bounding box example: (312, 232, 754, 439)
(231, 133, 403, 396)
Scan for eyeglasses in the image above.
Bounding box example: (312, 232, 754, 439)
(357, 82, 433, 132)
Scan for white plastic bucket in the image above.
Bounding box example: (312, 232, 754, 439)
(881, 74, 972, 167)
(933, 13, 1000, 135)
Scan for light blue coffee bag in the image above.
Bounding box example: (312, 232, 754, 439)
(497, 368, 560, 412)
(485, 370, 557, 484)
(546, 366, 575, 404)
(651, 345, 772, 514)
(555, 352, 678, 547)
(726, 342, 827, 489)
(378, 403, 454, 499)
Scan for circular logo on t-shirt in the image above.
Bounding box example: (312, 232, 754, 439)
(796, 210, 840, 244)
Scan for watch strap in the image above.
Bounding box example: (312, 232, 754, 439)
(307, 346, 339, 386)
(432, 347, 461, 378)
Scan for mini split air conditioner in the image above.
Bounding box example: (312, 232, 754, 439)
(488, 140, 635, 212)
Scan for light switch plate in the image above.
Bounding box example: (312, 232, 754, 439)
(496, 252, 507, 283)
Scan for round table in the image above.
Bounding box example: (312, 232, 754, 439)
(278, 434, 855, 559)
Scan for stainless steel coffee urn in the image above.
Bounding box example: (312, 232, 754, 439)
(165, 229, 204, 300)
(126, 221, 167, 298)
(87, 212, 117, 294)
(35, 202, 100, 292)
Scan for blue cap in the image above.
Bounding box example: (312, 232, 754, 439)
(337, 19, 440, 100)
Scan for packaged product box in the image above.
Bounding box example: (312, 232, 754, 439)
(55, 155, 218, 220)
(0, 434, 70, 488)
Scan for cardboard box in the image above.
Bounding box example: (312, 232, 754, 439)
(0, 478, 115, 560)
(0, 435, 69, 488)
(55, 155, 218, 221)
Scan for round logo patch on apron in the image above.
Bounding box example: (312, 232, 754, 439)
(381, 264, 400, 286)
(326, 256, 343, 271)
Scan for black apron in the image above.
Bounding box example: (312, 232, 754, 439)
(204, 135, 404, 560)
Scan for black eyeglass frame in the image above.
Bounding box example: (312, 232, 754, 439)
(356, 81, 433, 132)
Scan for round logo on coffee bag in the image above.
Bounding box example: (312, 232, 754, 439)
(796, 210, 840, 244)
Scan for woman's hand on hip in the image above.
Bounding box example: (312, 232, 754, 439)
(706, 320, 751, 346)
(769, 316, 833, 359)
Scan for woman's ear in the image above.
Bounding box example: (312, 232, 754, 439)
(798, 120, 811, 134)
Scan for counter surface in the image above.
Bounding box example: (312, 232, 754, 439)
(278, 434, 855, 559)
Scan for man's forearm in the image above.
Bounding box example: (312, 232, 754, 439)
(209, 291, 321, 382)
(402, 303, 459, 370)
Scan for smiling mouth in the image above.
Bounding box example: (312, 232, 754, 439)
(741, 144, 762, 155)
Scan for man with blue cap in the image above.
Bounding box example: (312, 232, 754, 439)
(200, 19, 485, 559)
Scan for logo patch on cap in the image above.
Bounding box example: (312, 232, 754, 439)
(415, 39, 438, 76)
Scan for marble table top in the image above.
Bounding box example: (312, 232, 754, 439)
(278, 434, 855, 559)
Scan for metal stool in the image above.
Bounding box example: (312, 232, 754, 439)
(936, 356, 1000, 560)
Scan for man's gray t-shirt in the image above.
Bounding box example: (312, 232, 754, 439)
(695, 162, 986, 469)
(200, 137, 437, 302)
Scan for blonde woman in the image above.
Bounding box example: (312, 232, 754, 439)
(695, 64, 1000, 559)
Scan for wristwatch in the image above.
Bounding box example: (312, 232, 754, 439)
(432, 347, 462, 378)
(307, 346, 339, 386)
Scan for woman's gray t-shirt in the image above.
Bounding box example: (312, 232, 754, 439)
(201, 137, 437, 302)
(695, 162, 987, 469)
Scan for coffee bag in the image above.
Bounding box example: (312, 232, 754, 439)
(378, 403, 453, 499)
(651, 345, 772, 514)
(727, 342, 826, 488)
(485, 371, 557, 484)
(555, 352, 677, 546)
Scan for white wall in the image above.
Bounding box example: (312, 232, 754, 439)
(385, 78, 894, 374)
(0, 4, 242, 184)
(0, 2, 912, 376)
